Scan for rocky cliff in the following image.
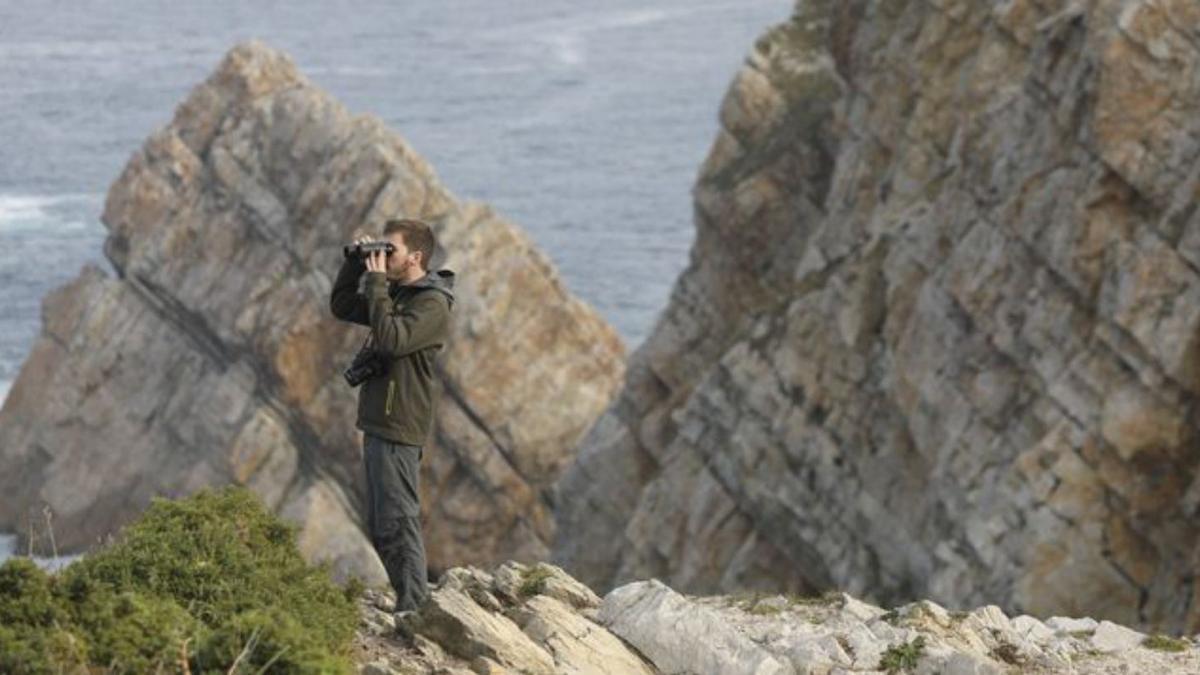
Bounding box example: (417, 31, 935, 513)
(553, 0, 1200, 634)
(353, 560, 1200, 674)
(0, 41, 625, 583)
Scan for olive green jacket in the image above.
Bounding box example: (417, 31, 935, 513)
(329, 257, 455, 447)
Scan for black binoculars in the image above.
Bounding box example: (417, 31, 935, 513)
(343, 241, 396, 259)
(344, 345, 388, 387)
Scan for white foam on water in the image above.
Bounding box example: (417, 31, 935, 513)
(0, 380, 10, 408)
(507, 2, 778, 73)
(0, 532, 83, 571)
(36, 552, 84, 572)
(508, 1, 773, 45)
(593, 8, 673, 30)
(0, 39, 162, 60)
(510, 7, 674, 37)
(304, 65, 392, 77)
(533, 9, 673, 67)
(0, 195, 56, 223)
(0, 193, 101, 233)
(546, 33, 585, 66)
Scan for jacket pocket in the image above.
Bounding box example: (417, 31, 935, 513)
(385, 380, 395, 416)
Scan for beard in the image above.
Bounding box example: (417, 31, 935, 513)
(387, 256, 413, 280)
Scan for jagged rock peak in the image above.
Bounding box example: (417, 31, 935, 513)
(0, 40, 625, 584)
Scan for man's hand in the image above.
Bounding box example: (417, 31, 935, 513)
(357, 236, 388, 274)
(365, 247, 387, 274)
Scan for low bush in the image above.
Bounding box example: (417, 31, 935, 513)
(0, 486, 362, 673)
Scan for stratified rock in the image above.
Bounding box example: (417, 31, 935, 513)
(518, 561, 603, 612)
(0, 41, 624, 582)
(553, 0, 1200, 633)
(357, 561, 657, 675)
(1048, 616, 1100, 635)
(509, 595, 657, 675)
(599, 579, 793, 675)
(592, 575, 1199, 675)
(1091, 620, 1145, 654)
(411, 586, 556, 674)
(352, 560, 1200, 675)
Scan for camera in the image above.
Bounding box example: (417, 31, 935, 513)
(343, 241, 396, 259)
(344, 345, 388, 387)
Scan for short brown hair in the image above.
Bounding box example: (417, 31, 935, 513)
(383, 218, 437, 271)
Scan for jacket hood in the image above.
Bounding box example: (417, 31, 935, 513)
(392, 268, 456, 308)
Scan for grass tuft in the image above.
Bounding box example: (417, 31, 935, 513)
(728, 588, 842, 616)
(879, 635, 925, 673)
(518, 565, 555, 598)
(991, 641, 1023, 665)
(1143, 634, 1189, 652)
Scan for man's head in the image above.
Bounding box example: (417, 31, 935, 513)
(382, 218, 437, 282)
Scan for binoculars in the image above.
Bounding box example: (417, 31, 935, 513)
(344, 345, 388, 387)
(343, 241, 396, 259)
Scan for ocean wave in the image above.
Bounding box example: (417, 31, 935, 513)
(546, 33, 585, 67)
(304, 65, 392, 77)
(505, 1, 772, 42)
(0, 531, 81, 571)
(509, 7, 673, 38)
(511, 3, 768, 69)
(0, 193, 102, 232)
(533, 9, 670, 67)
(590, 8, 673, 30)
(416, 1, 785, 86)
(0, 39, 164, 61)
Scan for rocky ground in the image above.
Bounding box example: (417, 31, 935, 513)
(350, 561, 1200, 674)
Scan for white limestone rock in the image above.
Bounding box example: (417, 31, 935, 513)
(1090, 620, 1146, 654)
(599, 579, 794, 675)
(1047, 616, 1100, 635)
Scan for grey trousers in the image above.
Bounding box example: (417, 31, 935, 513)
(363, 432, 428, 611)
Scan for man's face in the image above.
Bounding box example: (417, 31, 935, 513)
(384, 232, 420, 280)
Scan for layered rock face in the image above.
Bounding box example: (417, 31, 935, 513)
(554, 0, 1200, 633)
(354, 560, 1200, 674)
(0, 42, 624, 583)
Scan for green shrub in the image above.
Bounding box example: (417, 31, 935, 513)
(0, 486, 361, 673)
(879, 635, 926, 673)
(0, 557, 69, 626)
(518, 564, 555, 597)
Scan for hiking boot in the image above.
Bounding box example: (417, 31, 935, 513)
(393, 609, 418, 642)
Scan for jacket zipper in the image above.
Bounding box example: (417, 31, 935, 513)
(385, 380, 395, 416)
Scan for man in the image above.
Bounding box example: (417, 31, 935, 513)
(329, 217, 455, 614)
